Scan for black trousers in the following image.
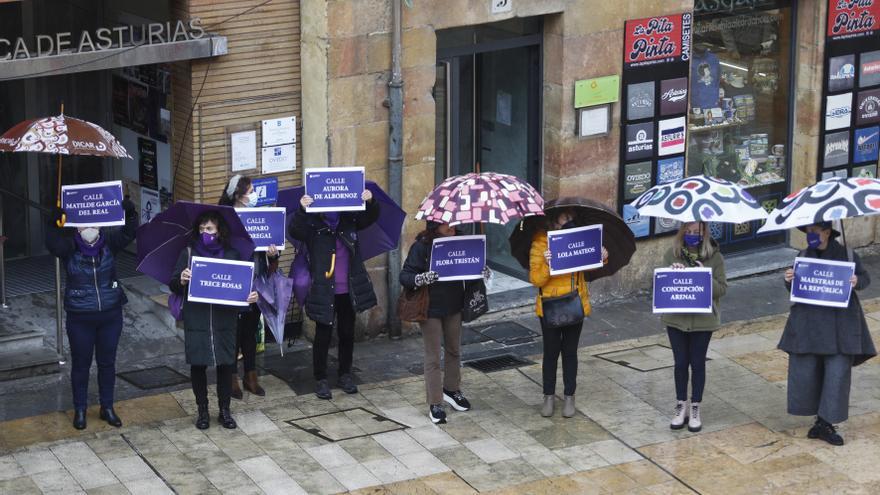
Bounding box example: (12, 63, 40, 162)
(191, 364, 234, 408)
(541, 319, 583, 396)
(313, 293, 355, 380)
(667, 326, 712, 403)
(236, 306, 260, 373)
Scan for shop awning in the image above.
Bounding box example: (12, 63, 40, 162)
(0, 35, 227, 80)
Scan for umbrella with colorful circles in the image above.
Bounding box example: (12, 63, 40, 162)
(630, 175, 768, 224)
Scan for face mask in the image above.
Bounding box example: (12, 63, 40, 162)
(245, 194, 258, 208)
(200, 232, 219, 247)
(561, 220, 577, 230)
(683, 233, 702, 247)
(80, 227, 100, 245)
(807, 232, 822, 249)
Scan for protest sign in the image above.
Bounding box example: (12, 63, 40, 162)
(790, 257, 855, 308)
(61, 180, 125, 227)
(430, 235, 486, 281)
(304, 167, 365, 212)
(235, 207, 286, 251)
(547, 224, 604, 275)
(653, 268, 713, 314)
(187, 256, 255, 307)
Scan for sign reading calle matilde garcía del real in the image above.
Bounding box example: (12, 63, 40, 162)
(0, 19, 206, 61)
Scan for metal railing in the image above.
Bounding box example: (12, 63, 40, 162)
(0, 185, 64, 357)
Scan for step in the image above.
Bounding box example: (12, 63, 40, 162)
(0, 329, 45, 353)
(726, 246, 798, 280)
(122, 276, 183, 338)
(0, 346, 60, 381)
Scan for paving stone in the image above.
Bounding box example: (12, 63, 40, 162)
(50, 441, 103, 468)
(30, 468, 82, 494)
(236, 455, 288, 483)
(373, 430, 426, 456)
(306, 443, 358, 470)
(85, 483, 132, 495)
(361, 457, 416, 484)
(0, 476, 42, 495)
(406, 425, 459, 450)
(104, 456, 155, 483)
(13, 449, 62, 476)
(327, 463, 381, 491)
(588, 439, 644, 465)
(123, 476, 173, 495)
(396, 450, 450, 477)
(67, 462, 119, 490)
(234, 411, 280, 436)
(554, 444, 611, 472)
(338, 436, 392, 463)
(0, 455, 24, 481)
(463, 438, 519, 464)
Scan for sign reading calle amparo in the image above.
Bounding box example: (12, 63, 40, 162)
(0, 18, 206, 61)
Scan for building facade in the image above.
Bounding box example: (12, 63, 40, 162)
(2, 0, 878, 338)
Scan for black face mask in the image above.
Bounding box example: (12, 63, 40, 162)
(561, 220, 577, 230)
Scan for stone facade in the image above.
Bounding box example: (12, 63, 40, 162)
(296, 0, 879, 338)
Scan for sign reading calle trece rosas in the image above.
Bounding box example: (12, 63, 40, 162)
(0, 18, 206, 61)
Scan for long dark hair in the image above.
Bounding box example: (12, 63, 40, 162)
(544, 207, 575, 231)
(416, 221, 443, 243)
(192, 210, 231, 246)
(219, 175, 252, 206)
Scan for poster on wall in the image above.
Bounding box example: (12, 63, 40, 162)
(819, 1, 880, 179)
(620, 11, 692, 241)
(138, 138, 158, 190)
(231, 130, 258, 172)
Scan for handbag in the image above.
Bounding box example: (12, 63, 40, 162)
(540, 274, 585, 329)
(397, 286, 429, 322)
(462, 280, 489, 322)
(168, 247, 191, 321)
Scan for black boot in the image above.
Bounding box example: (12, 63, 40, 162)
(99, 407, 123, 427)
(195, 404, 210, 430)
(73, 408, 87, 430)
(218, 407, 237, 429)
(814, 418, 844, 446)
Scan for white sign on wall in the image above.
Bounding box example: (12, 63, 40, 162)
(261, 144, 296, 174)
(230, 130, 257, 172)
(491, 0, 512, 14)
(261, 116, 296, 147)
(140, 186, 160, 224)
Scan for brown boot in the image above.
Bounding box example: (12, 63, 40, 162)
(231, 373, 243, 400)
(243, 370, 265, 396)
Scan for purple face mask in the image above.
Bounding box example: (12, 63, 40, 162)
(683, 233, 702, 247)
(200, 232, 219, 248)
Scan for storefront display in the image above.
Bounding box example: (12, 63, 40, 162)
(818, 0, 880, 180)
(619, 12, 692, 239)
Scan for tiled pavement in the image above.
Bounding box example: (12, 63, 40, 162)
(3, 304, 880, 494)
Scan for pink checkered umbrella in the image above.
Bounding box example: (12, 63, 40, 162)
(415, 172, 544, 226)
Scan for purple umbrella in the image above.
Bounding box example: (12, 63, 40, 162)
(254, 272, 294, 354)
(136, 201, 256, 285)
(277, 181, 406, 261)
(288, 238, 311, 308)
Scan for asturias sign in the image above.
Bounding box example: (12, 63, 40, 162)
(624, 13, 692, 68)
(828, 0, 880, 40)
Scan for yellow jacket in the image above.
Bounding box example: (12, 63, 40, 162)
(528, 232, 591, 318)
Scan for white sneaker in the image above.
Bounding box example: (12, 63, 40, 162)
(670, 400, 688, 430)
(688, 402, 702, 432)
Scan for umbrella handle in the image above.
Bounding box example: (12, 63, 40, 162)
(55, 152, 65, 228)
(325, 252, 336, 279)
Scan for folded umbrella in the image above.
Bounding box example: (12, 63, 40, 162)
(136, 201, 256, 285)
(509, 197, 636, 281)
(630, 175, 768, 224)
(288, 238, 311, 308)
(415, 172, 544, 226)
(254, 272, 294, 354)
(758, 177, 880, 234)
(277, 180, 406, 261)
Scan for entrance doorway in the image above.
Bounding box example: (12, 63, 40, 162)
(434, 18, 542, 279)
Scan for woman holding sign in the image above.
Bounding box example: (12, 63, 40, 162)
(661, 222, 727, 433)
(529, 209, 608, 418)
(780, 222, 876, 446)
(289, 189, 379, 400)
(45, 199, 138, 430)
(400, 221, 490, 424)
(219, 174, 279, 399)
(170, 210, 259, 430)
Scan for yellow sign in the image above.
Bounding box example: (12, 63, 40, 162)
(574, 75, 620, 108)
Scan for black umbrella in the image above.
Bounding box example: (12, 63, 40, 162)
(508, 197, 636, 281)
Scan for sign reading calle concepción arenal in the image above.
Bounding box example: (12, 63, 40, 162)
(0, 19, 206, 61)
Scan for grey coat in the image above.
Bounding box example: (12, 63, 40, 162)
(778, 241, 877, 366)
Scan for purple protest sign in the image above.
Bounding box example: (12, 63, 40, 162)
(790, 257, 854, 308)
(235, 207, 287, 252)
(187, 256, 254, 306)
(653, 268, 713, 314)
(548, 224, 604, 275)
(430, 235, 486, 281)
(61, 180, 125, 227)
(305, 167, 365, 212)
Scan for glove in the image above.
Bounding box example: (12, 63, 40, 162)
(481, 266, 492, 281)
(122, 197, 136, 213)
(414, 271, 439, 287)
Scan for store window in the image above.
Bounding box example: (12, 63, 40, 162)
(689, 0, 793, 250)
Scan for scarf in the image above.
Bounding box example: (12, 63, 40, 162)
(74, 233, 106, 258)
(193, 238, 225, 258)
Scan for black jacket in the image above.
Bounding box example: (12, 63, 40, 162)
(169, 246, 243, 367)
(288, 200, 380, 325)
(45, 202, 138, 314)
(400, 236, 467, 318)
(779, 241, 877, 366)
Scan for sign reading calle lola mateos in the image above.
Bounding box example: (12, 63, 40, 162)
(624, 13, 692, 68)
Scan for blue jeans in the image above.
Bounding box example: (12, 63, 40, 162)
(66, 309, 123, 409)
(667, 326, 712, 402)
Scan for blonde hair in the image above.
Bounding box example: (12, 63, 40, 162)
(671, 221, 716, 261)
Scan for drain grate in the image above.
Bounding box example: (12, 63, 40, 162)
(464, 354, 535, 373)
(117, 366, 190, 390)
(286, 407, 409, 442)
